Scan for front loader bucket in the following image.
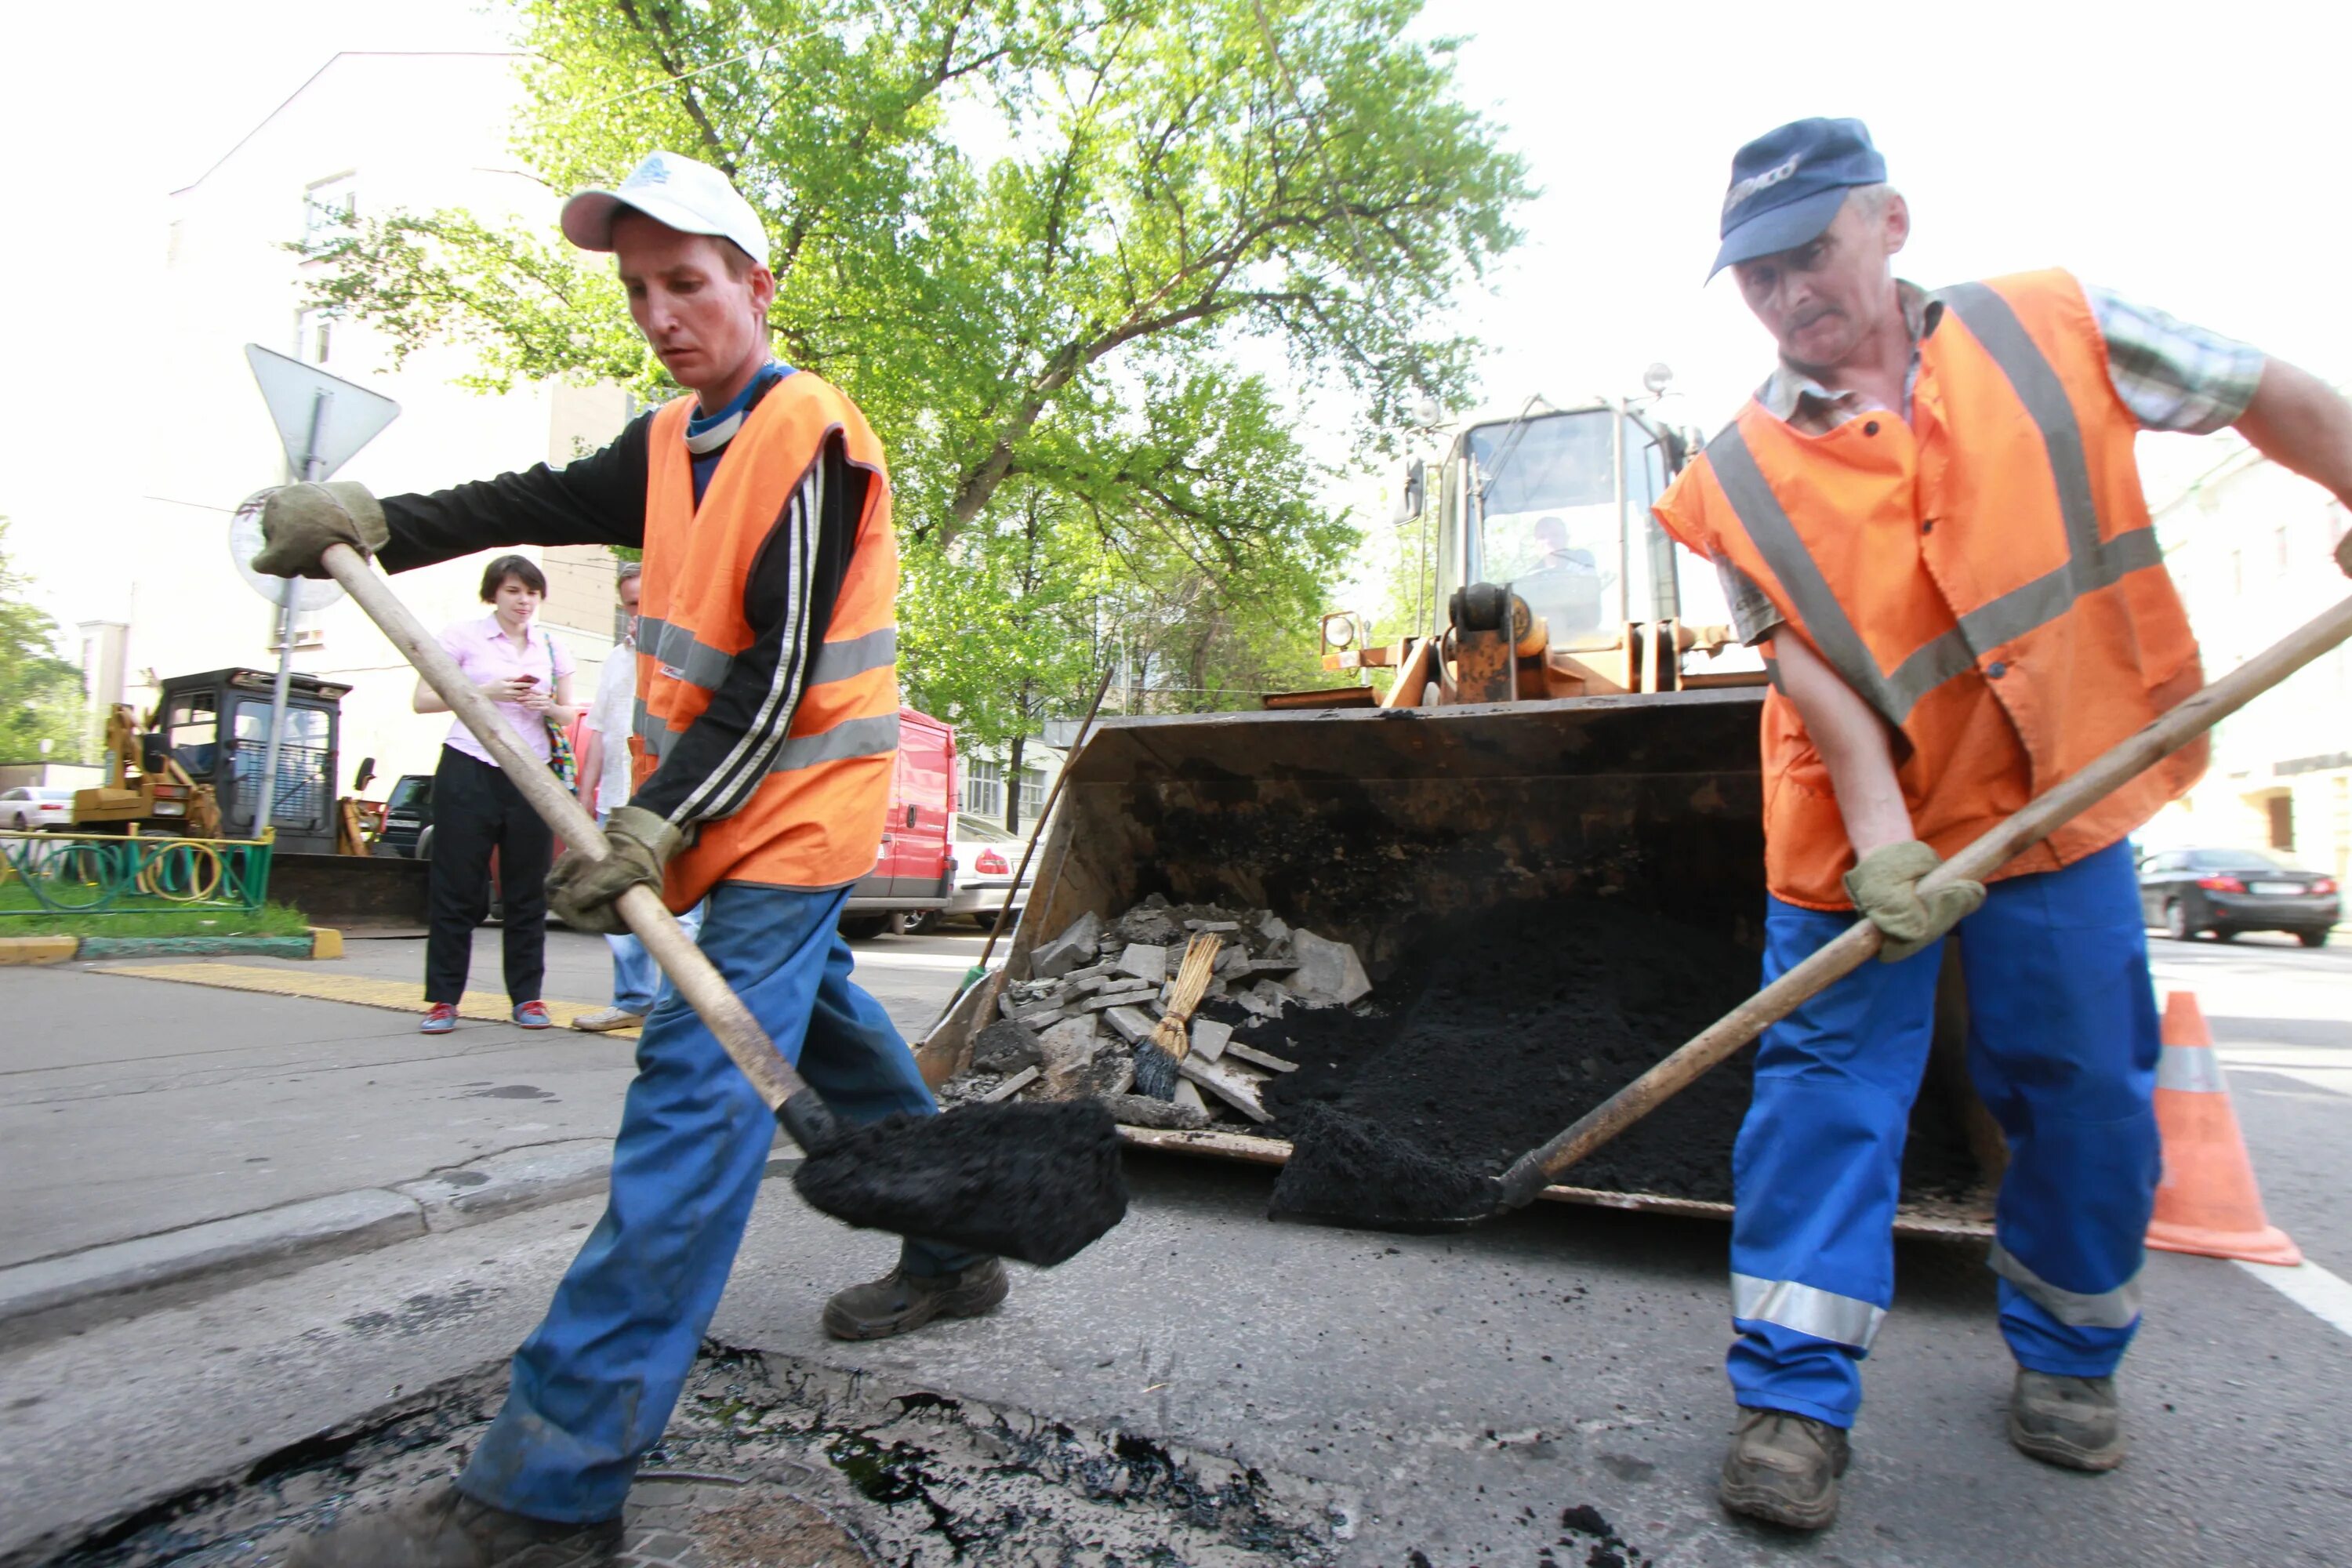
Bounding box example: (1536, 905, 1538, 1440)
(960, 690, 1997, 1239)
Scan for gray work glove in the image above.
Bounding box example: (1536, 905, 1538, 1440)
(546, 805, 684, 935)
(251, 481, 388, 579)
(1844, 840, 1985, 963)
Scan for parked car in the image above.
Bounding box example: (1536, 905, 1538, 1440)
(374, 774, 434, 858)
(2139, 846, 2340, 946)
(0, 788, 74, 831)
(839, 706, 957, 941)
(946, 812, 1036, 929)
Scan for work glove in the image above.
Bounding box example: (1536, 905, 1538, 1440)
(251, 481, 388, 579)
(545, 804, 684, 935)
(1843, 840, 1985, 963)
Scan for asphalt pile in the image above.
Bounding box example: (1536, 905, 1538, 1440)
(944, 895, 1379, 1131)
(953, 894, 1980, 1208)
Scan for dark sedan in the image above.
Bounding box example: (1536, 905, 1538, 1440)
(2139, 847, 2340, 946)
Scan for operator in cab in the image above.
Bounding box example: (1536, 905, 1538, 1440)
(1653, 117, 2352, 1529)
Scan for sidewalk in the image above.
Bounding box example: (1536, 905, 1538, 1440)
(0, 927, 976, 1341)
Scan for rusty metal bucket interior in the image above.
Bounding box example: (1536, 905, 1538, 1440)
(946, 688, 1998, 1239)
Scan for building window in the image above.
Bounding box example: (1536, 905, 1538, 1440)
(1016, 767, 1046, 822)
(295, 307, 336, 365)
(303, 174, 358, 245)
(963, 759, 1003, 818)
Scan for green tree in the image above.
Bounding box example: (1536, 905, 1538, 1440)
(305, 0, 1526, 730)
(0, 521, 89, 764)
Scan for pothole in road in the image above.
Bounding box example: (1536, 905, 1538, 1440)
(36, 1343, 1352, 1566)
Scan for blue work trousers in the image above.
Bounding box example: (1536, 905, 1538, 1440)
(1728, 840, 2162, 1427)
(460, 881, 973, 1522)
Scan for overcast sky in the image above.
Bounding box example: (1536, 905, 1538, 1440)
(7, 0, 2346, 630)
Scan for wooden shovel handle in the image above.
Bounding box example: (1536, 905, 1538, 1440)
(318, 543, 808, 1110)
(1495, 590, 2352, 1209)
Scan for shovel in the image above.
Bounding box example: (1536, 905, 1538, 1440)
(312, 541, 1127, 1267)
(1270, 591, 2352, 1232)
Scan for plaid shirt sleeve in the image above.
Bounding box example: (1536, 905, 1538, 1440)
(2085, 285, 2267, 435)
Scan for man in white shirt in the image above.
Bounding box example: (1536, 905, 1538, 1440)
(572, 562, 699, 1031)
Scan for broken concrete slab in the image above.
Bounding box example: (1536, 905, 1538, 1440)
(1076, 1050, 1135, 1098)
(971, 1019, 1044, 1074)
(1030, 910, 1106, 979)
(1077, 985, 1160, 1012)
(1171, 1078, 1207, 1114)
(1177, 1055, 1272, 1123)
(1116, 942, 1169, 983)
(1103, 1005, 1156, 1046)
(1287, 929, 1371, 1007)
(981, 1065, 1042, 1103)
(1035, 1017, 1102, 1097)
(1189, 1016, 1233, 1065)
(1222, 1041, 1298, 1075)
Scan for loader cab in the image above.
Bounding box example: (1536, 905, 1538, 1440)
(158, 669, 350, 853)
(1427, 400, 1685, 652)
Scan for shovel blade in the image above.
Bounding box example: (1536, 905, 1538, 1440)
(792, 1098, 1128, 1267)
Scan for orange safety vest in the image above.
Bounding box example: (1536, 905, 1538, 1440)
(1655, 269, 2205, 910)
(630, 374, 900, 909)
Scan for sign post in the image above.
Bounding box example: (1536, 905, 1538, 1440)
(238, 346, 398, 838)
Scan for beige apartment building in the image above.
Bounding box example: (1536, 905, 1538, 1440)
(89, 50, 632, 793)
(2144, 439, 2352, 881)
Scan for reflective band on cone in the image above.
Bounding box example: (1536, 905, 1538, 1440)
(2145, 990, 2303, 1266)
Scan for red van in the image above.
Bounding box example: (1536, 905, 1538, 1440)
(839, 706, 957, 939)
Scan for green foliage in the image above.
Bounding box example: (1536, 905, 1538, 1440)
(304, 0, 1526, 732)
(0, 520, 88, 763)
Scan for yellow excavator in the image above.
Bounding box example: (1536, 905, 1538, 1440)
(933, 390, 2000, 1237)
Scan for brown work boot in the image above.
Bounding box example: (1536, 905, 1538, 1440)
(285, 1485, 619, 1566)
(1719, 1407, 1851, 1530)
(2009, 1370, 2126, 1472)
(822, 1257, 1009, 1341)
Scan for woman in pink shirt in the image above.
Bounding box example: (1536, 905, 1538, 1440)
(414, 555, 579, 1033)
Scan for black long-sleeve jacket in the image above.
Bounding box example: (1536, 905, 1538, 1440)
(379, 385, 864, 829)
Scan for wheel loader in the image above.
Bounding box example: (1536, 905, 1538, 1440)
(930, 393, 2002, 1237)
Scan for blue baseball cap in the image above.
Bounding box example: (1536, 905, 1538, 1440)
(1709, 118, 1886, 279)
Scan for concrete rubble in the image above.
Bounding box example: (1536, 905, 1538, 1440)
(947, 894, 1370, 1131)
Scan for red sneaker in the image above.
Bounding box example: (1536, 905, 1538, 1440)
(511, 1001, 552, 1029)
(419, 1003, 458, 1035)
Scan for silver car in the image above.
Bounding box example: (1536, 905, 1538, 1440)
(945, 812, 1036, 927)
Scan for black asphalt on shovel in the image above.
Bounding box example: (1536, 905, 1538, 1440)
(313, 541, 1127, 1267)
(1270, 591, 2352, 1233)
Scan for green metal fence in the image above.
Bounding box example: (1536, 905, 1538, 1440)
(0, 830, 274, 916)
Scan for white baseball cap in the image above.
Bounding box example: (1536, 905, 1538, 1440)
(561, 151, 770, 267)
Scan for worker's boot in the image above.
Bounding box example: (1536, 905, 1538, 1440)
(2009, 1370, 2126, 1472)
(285, 1485, 619, 1566)
(1718, 1407, 1850, 1530)
(822, 1257, 1009, 1341)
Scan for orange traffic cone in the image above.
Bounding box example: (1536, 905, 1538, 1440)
(2144, 990, 2301, 1265)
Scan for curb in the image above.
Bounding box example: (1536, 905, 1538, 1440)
(0, 1138, 633, 1347)
(0, 930, 341, 964)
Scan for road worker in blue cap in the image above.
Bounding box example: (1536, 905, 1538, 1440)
(1654, 116, 2352, 1529)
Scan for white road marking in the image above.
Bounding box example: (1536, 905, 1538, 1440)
(2234, 1258, 2352, 1341)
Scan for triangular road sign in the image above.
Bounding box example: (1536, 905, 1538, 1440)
(244, 343, 401, 479)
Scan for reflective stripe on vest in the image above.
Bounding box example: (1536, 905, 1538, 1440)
(1704, 301, 2167, 731)
(633, 698, 900, 775)
(1730, 1272, 1887, 1348)
(637, 619, 898, 699)
(1987, 1242, 2143, 1330)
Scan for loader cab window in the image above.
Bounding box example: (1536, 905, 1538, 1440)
(1468, 408, 1622, 645)
(166, 693, 220, 779)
